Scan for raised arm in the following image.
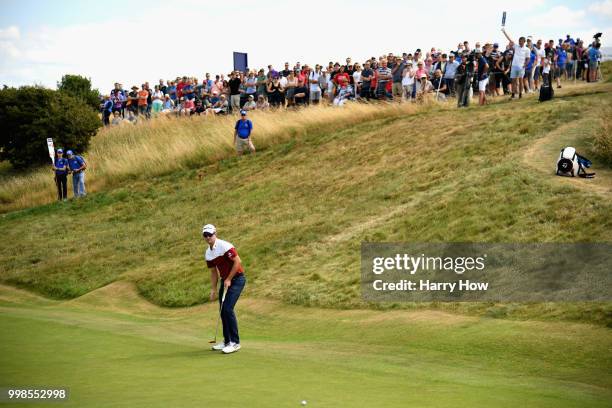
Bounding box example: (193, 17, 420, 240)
(501, 28, 514, 46)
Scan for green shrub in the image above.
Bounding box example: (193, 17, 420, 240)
(0, 86, 100, 169)
(57, 74, 101, 112)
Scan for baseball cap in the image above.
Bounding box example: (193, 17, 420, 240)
(56, 148, 63, 153)
(240, 110, 247, 115)
(202, 224, 216, 235)
(493, 43, 499, 48)
(66, 150, 74, 155)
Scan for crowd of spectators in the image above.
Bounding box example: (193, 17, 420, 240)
(100, 32, 604, 126)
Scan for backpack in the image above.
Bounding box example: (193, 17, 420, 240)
(556, 147, 595, 178)
(539, 83, 554, 102)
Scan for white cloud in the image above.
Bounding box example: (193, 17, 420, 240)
(0, 26, 20, 41)
(527, 6, 587, 28)
(588, 0, 612, 16)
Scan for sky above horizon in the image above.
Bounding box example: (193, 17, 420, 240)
(1, 0, 610, 91)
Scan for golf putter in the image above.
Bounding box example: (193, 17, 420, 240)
(209, 289, 227, 344)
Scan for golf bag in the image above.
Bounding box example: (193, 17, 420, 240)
(556, 147, 595, 178)
(539, 83, 554, 102)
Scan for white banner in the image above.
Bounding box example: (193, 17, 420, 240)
(46, 138, 55, 164)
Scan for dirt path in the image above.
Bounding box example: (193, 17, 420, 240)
(522, 114, 612, 200)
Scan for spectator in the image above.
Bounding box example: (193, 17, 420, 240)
(110, 89, 125, 117)
(127, 86, 139, 115)
(102, 95, 113, 126)
(66, 150, 87, 198)
(191, 100, 206, 115)
(501, 28, 531, 99)
(455, 53, 472, 108)
(111, 111, 124, 125)
(309, 65, 322, 104)
(137, 84, 149, 116)
(245, 72, 257, 101)
(401, 62, 415, 101)
(256, 95, 269, 110)
(431, 69, 447, 100)
(181, 97, 195, 115)
(588, 42, 602, 82)
(533, 39, 545, 91)
(391, 57, 405, 99)
(496, 51, 513, 94)
(52, 148, 69, 201)
(285, 71, 298, 106)
(360, 62, 373, 100)
(282, 62, 291, 77)
(475, 49, 489, 105)
(556, 44, 567, 87)
(352, 63, 362, 99)
(376, 60, 392, 100)
(256, 69, 268, 98)
(162, 94, 175, 113)
(234, 110, 255, 155)
(243, 95, 256, 111)
(444, 54, 460, 96)
(211, 94, 229, 115)
(267, 76, 283, 107)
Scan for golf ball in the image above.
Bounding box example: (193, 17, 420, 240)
(301, 401, 307, 406)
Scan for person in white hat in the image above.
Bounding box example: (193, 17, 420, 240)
(203, 224, 246, 354)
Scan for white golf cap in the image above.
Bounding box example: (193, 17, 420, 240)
(202, 224, 216, 235)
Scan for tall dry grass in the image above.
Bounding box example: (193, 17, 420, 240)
(0, 101, 437, 212)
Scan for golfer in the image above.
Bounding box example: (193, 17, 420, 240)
(203, 224, 246, 354)
(234, 110, 255, 156)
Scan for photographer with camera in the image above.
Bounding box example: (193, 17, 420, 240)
(588, 33, 603, 82)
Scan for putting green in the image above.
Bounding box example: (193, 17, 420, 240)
(0, 283, 610, 407)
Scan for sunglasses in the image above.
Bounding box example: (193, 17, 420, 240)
(203, 232, 214, 238)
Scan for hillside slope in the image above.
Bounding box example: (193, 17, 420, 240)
(1, 81, 611, 324)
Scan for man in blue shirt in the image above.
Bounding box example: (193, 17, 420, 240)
(52, 148, 69, 201)
(234, 110, 255, 156)
(66, 150, 87, 197)
(102, 95, 113, 126)
(475, 49, 489, 105)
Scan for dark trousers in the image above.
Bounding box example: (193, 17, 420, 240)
(103, 111, 111, 126)
(444, 78, 455, 96)
(218, 274, 246, 344)
(55, 173, 68, 200)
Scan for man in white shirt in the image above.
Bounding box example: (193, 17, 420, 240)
(533, 39, 546, 91)
(309, 65, 322, 104)
(502, 28, 531, 99)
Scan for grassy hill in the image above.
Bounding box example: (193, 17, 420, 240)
(1, 75, 611, 325)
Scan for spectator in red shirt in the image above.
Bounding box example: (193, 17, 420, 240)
(204, 224, 246, 354)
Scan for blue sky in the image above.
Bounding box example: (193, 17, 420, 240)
(1, 0, 610, 90)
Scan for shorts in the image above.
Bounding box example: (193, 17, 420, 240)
(236, 137, 254, 154)
(588, 61, 598, 71)
(510, 66, 525, 79)
(478, 78, 489, 92)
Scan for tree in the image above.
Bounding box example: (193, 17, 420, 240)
(0, 86, 100, 169)
(57, 74, 101, 112)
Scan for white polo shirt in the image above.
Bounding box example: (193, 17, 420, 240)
(512, 44, 530, 68)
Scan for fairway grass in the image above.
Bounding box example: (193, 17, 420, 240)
(0, 80, 611, 325)
(1, 283, 610, 408)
